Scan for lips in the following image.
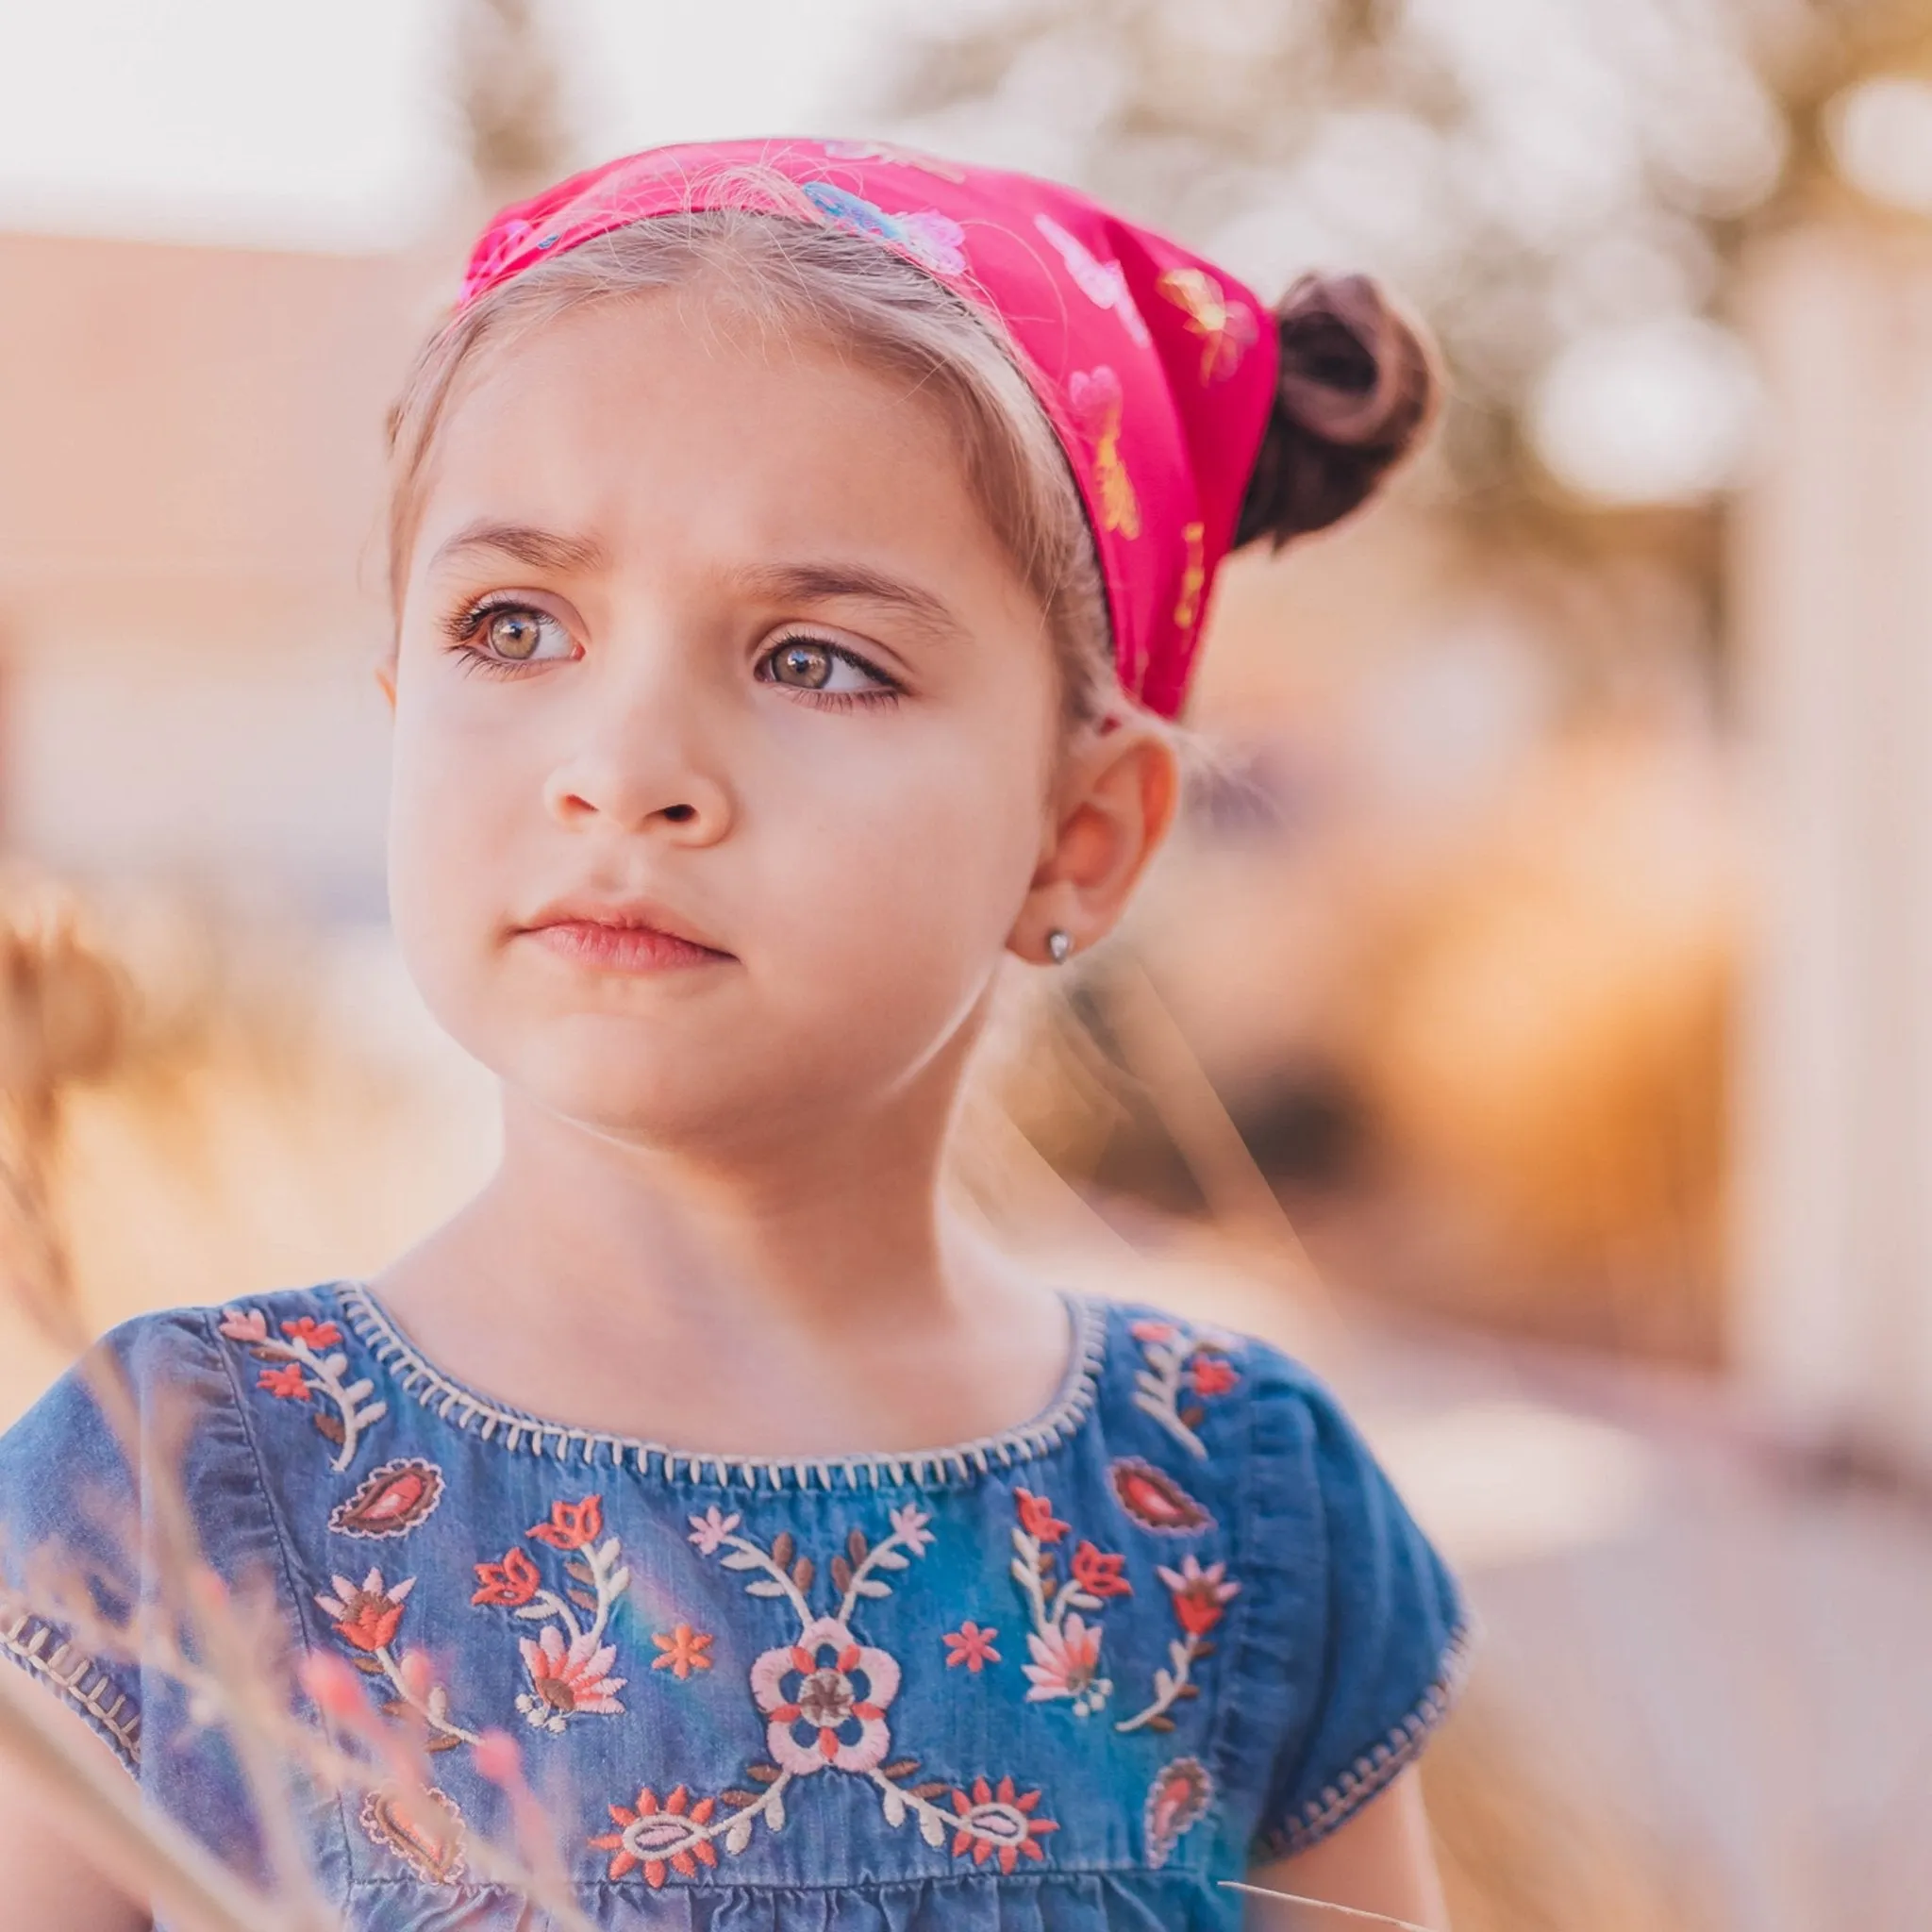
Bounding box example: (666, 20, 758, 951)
(518, 899, 733, 974)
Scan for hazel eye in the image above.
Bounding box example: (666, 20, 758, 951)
(479, 605, 571, 663)
(758, 635, 896, 697)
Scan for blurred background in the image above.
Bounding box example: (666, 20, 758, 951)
(5, 0, 1932, 1924)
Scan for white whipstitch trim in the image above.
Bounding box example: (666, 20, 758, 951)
(1, 1609, 141, 1771)
(1258, 1623, 1477, 1860)
(335, 1282, 1108, 1492)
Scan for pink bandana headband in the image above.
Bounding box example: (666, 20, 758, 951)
(457, 139, 1280, 719)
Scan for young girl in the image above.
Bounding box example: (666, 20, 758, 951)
(0, 140, 1466, 1929)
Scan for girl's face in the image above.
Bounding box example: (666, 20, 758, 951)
(387, 292, 1079, 1152)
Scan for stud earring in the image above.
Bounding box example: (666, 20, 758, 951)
(1046, 929, 1074, 964)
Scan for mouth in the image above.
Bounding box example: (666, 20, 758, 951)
(517, 901, 735, 974)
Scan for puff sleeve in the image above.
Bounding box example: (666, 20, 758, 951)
(1232, 1344, 1473, 1862)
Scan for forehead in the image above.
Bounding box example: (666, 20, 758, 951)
(413, 294, 992, 575)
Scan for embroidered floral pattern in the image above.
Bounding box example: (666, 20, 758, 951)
(358, 1785, 465, 1884)
(1115, 1555, 1240, 1735)
(1110, 1457, 1213, 1536)
(652, 1624, 714, 1680)
(1009, 1486, 1130, 1718)
(315, 1567, 476, 1753)
(220, 1305, 387, 1474)
(1129, 1319, 1241, 1457)
(1034, 212, 1152, 346)
(1069, 365, 1142, 540)
(1157, 267, 1258, 382)
(802, 182, 967, 275)
(942, 1622, 1001, 1673)
(329, 1458, 443, 1540)
(471, 1492, 632, 1735)
(1144, 1756, 1214, 1869)
(589, 1505, 1060, 1886)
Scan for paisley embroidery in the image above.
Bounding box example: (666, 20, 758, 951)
(219, 1306, 387, 1473)
(1034, 212, 1152, 346)
(1129, 1319, 1241, 1457)
(802, 182, 967, 275)
(588, 1505, 1060, 1887)
(1144, 1756, 1214, 1869)
(1115, 1555, 1240, 1735)
(328, 1458, 443, 1540)
(1009, 1485, 1131, 1717)
(1157, 267, 1258, 382)
(1068, 366, 1141, 540)
(1110, 1457, 1212, 1536)
(358, 1785, 465, 1883)
(1174, 521, 1207, 634)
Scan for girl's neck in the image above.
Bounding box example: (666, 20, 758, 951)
(367, 1071, 1073, 1459)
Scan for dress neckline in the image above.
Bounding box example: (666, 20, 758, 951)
(332, 1280, 1109, 1494)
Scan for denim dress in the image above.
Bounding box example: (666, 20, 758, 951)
(0, 1285, 1469, 1928)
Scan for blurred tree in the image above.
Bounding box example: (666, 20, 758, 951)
(452, 0, 575, 206)
(873, 0, 1929, 542)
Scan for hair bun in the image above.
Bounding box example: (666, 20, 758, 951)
(1233, 273, 1438, 552)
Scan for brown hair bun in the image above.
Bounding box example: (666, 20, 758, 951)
(1233, 272, 1439, 552)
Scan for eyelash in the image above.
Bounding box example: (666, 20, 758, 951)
(437, 602, 906, 709)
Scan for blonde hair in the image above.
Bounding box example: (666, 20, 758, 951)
(384, 202, 1117, 723)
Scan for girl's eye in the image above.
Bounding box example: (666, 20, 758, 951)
(475, 604, 572, 664)
(759, 636, 897, 699)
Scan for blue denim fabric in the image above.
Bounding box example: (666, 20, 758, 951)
(0, 1285, 1469, 1928)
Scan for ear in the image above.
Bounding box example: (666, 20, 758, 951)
(1009, 718, 1180, 966)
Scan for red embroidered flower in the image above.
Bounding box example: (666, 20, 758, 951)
(529, 1494, 603, 1550)
(591, 1783, 719, 1886)
(1157, 1555, 1240, 1637)
(1130, 1320, 1178, 1345)
(651, 1624, 714, 1680)
(472, 1546, 542, 1607)
(942, 1622, 1001, 1672)
(1014, 1488, 1068, 1545)
(280, 1315, 342, 1350)
(316, 1569, 414, 1652)
(948, 1774, 1058, 1873)
(1189, 1354, 1238, 1398)
(258, 1362, 310, 1401)
(1071, 1541, 1133, 1599)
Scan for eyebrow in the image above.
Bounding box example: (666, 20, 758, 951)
(427, 520, 609, 576)
(729, 560, 968, 645)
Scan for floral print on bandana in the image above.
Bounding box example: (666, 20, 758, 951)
(1034, 212, 1152, 347)
(220, 1306, 387, 1473)
(1069, 366, 1142, 541)
(584, 1503, 1062, 1889)
(802, 182, 967, 275)
(1157, 267, 1259, 383)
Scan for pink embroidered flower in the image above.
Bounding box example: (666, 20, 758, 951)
(471, 1546, 542, 1607)
(316, 1569, 414, 1653)
(889, 1502, 935, 1555)
(749, 1616, 900, 1775)
(1157, 1555, 1240, 1638)
(528, 1494, 603, 1550)
(516, 1626, 625, 1733)
(1022, 1612, 1109, 1715)
(1130, 1320, 1178, 1345)
(218, 1307, 267, 1342)
(1071, 1541, 1133, 1600)
(258, 1362, 310, 1401)
(281, 1315, 342, 1349)
(943, 1622, 1001, 1673)
(591, 1784, 720, 1886)
(1014, 1488, 1069, 1545)
(949, 1774, 1058, 1873)
(686, 1506, 741, 1556)
(1189, 1354, 1239, 1398)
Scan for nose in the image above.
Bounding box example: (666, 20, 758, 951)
(541, 679, 736, 846)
